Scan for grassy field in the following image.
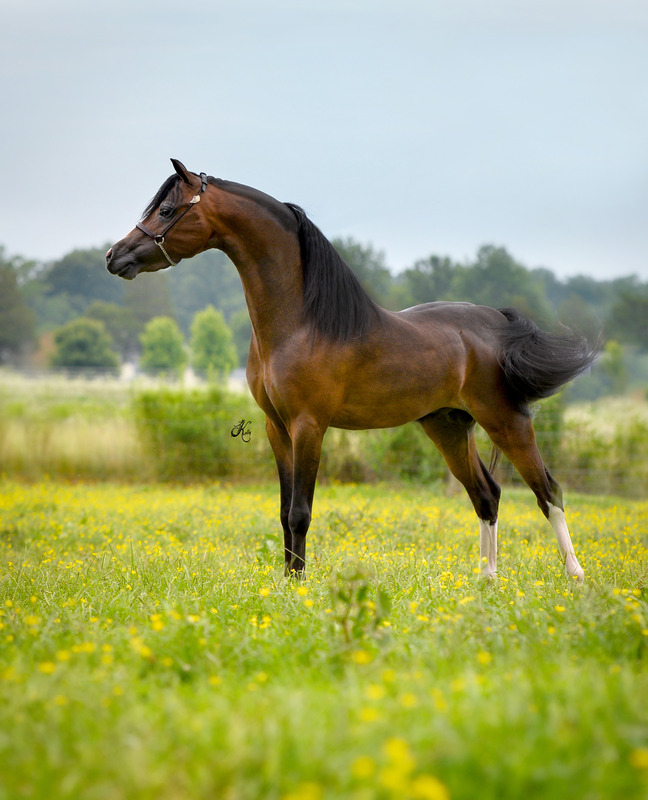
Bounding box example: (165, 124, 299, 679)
(1, 481, 647, 799)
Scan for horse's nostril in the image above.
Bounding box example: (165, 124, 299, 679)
(105, 248, 113, 262)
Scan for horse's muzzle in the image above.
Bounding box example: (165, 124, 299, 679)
(105, 246, 140, 280)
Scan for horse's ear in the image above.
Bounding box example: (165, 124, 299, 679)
(170, 159, 192, 185)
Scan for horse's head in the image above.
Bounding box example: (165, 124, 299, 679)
(106, 159, 212, 280)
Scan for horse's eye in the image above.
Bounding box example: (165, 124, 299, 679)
(159, 205, 174, 219)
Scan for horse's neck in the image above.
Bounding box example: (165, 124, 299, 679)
(238, 253, 304, 350)
(215, 213, 305, 352)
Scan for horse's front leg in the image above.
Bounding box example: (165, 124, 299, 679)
(265, 417, 295, 575)
(285, 416, 325, 576)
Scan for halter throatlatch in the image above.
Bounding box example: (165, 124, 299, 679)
(136, 172, 208, 266)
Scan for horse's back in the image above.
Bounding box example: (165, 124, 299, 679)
(390, 301, 508, 347)
(399, 300, 475, 313)
(397, 300, 503, 324)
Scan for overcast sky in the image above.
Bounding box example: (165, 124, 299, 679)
(1, 0, 647, 281)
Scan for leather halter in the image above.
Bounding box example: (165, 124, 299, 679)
(136, 172, 208, 266)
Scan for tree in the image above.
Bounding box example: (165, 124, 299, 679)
(123, 272, 174, 334)
(27, 247, 124, 330)
(84, 301, 140, 361)
(396, 255, 458, 308)
(556, 294, 602, 343)
(50, 318, 119, 371)
(0, 263, 36, 363)
(167, 250, 246, 334)
(607, 291, 648, 351)
(331, 237, 395, 308)
(190, 306, 238, 379)
(599, 340, 628, 395)
(454, 245, 552, 322)
(230, 308, 253, 366)
(139, 317, 187, 374)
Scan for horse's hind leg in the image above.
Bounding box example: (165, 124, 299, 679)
(476, 408, 584, 582)
(419, 410, 501, 577)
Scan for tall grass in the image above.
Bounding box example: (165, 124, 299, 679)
(0, 481, 646, 799)
(560, 397, 648, 496)
(1, 370, 647, 496)
(0, 371, 146, 480)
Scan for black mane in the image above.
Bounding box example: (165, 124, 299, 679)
(285, 203, 379, 343)
(141, 174, 182, 219)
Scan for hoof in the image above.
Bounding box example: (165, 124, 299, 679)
(284, 566, 305, 581)
(480, 569, 497, 581)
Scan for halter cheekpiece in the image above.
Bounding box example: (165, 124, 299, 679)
(136, 172, 208, 266)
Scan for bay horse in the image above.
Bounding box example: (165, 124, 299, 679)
(106, 159, 598, 582)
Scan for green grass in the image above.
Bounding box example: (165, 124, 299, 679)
(1, 481, 647, 799)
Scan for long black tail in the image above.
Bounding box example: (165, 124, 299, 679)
(497, 307, 600, 408)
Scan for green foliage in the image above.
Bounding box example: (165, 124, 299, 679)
(50, 317, 119, 370)
(394, 246, 554, 322)
(133, 386, 269, 480)
(600, 340, 628, 395)
(455, 245, 552, 322)
(329, 564, 392, 645)
(332, 237, 396, 308)
(123, 272, 175, 334)
(190, 305, 238, 378)
(84, 301, 140, 360)
(607, 290, 648, 350)
(43, 247, 122, 304)
(139, 316, 187, 375)
(230, 308, 253, 366)
(560, 399, 648, 496)
(555, 292, 602, 343)
(4, 375, 648, 496)
(167, 249, 246, 334)
(366, 424, 448, 483)
(23, 246, 123, 331)
(0, 263, 36, 362)
(532, 394, 565, 472)
(396, 255, 457, 308)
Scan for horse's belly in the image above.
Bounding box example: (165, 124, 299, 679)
(331, 377, 457, 430)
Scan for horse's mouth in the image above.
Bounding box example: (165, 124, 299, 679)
(106, 259, 141, 281)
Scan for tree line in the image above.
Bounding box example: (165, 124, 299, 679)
(1, 238, 647, 390)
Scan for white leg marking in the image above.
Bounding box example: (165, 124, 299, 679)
(479, 519, 498, 578)
(548, 503, 584, 583)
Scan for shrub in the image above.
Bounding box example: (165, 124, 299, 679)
(133, 386, 271, 481)
(139, 317, 187, 375)
(364, 424, 447, 483)
(190, 306, 238, 379)
(50, 318, 119, 371)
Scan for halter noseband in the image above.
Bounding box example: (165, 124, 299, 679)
(136, 172, 208, 266)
